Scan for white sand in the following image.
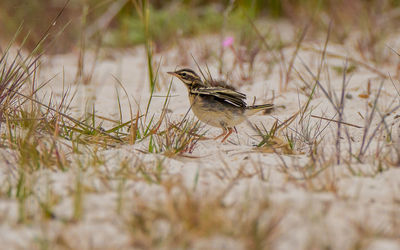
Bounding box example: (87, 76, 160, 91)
(1, 30, 400, 249)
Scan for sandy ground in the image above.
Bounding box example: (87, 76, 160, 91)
(1, 31, 400, 249)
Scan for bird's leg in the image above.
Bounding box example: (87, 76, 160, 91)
(214, 128, 227, 140)
(221, 127, 234, 143)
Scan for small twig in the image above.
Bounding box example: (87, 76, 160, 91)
(336, 59, 348, 164)
(311, 115, 362, 128)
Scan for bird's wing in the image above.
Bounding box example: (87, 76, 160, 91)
(191, 87, 247, 107)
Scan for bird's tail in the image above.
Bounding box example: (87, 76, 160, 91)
(245, 104, 274, 116)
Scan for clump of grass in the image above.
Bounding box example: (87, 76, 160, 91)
(0, 28, 42, 124)
(126, 182, 284, 249)
(149, 118, 204, 156)
(291, 109, 330, 154)
(251, 112, 299, 154)
(300, 54, 400, 166)
(254, 120, 279, 147)
(0, 3, 79, 168)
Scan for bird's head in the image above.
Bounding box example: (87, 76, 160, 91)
(167, 68, 202, 87)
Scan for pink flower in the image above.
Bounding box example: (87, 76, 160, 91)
(222, 37, 234, 48)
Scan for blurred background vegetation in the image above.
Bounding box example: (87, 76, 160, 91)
(1, 0, 400, 54)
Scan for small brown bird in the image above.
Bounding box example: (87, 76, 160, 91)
(168, 68, 273, 142)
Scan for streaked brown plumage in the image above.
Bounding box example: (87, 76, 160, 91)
(168, 68, 273, 142)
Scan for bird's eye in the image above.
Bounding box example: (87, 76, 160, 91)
(181, 73, 186, 77)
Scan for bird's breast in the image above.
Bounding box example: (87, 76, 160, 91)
(188, 94, 246, 128)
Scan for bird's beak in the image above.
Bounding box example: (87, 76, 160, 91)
(167, 71, 177, 77)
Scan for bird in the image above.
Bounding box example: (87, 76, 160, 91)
(167, 68, 273, 142)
